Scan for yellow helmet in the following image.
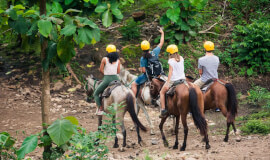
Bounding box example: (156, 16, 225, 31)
(106, 44, 116, 53)
(166, 44, 178, 54)
(203, 41, 214, 51)
(141, 40, 150, 50)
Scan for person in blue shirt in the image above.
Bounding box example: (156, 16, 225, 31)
(131, 27, 164, 96)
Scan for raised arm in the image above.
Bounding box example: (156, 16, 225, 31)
(158, 27, 164, 49)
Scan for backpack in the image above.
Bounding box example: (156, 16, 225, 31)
(145, 51, 164, 79)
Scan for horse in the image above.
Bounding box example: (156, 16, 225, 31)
(202, 79, 238, 142)
(85, 75, 147, 148)
(151, 79, 210, 151)
(119, 66, 158, 135)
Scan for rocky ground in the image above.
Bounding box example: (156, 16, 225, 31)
(1, 75, 270, 160)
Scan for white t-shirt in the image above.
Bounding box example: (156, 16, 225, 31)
(104, 57, 119, 75)
(168, 56, 185, 81)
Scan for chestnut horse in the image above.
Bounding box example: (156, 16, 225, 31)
(203, 79, 238, 142)
(151, 79, 210, 151)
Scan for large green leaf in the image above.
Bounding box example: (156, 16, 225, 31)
(63, 15, 73, 25)
(166, 8, 180, 23)
(90, 28, 100, 42)
(6, 9, 17, 20)
(102, 9, 112, 27)
(57, 38, 76, 63)
(65, 0, 73, 5)
(95, 4, 107, 13)
(112, 8, 123, 19)
(52, 2, 63, 13)
(47, 119, 75, 146)
(83, 19, 98, 28)
(8, 16, 30, 34)
(42, 41, 57, 71)
(64, 116, 79, 126)
(38, 19, 52, 38)
(17, 135, 38, 160)
(55, 57, 67, 71)
(90, 0, 98, 5)
(77, 27, 93, 44)
(60, 24, 76, 36)
(160, 15, 169, 25)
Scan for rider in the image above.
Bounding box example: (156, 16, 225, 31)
(94, 44, 121, 115)
(131, 27, 164, 96)
(159, 45, 185, 118)
(194, 41, 220, 88)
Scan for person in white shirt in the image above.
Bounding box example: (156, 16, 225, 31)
(159, 44, 185, 118)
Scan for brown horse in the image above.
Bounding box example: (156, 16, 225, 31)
(203, 79, 238, 142)
(151, 79, 210, 151)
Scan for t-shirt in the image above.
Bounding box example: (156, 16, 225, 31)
(198, 55, 219, 82)
(140, 46, 161, 67)
(168, 56, 185, 81)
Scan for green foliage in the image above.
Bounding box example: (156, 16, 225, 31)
(119, 18, 141, 40)
(122, 45, 141, 59)
(229, 0, 270, 24)
(237, 110, 270, 121)
(232, 21, 270, 74)
(160, 0, 208, 44)
(0, 132, 16, 159)
(246, 86, 270, 108)
(240, 120, 270, 135)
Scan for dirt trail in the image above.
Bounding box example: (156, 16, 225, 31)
(0, 76, 269, 160)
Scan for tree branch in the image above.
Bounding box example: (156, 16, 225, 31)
(66, 63, 82, 85)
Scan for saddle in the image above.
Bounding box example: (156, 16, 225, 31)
(166, 79, 186, 96)
(101, 80, 122, 98)
(200, 78, 218, 93)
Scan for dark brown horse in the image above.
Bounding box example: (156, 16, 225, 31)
(203, 79, 238, 142)
(151, 79, 210, 151)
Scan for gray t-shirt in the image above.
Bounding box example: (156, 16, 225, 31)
(198, 55, 219, 82)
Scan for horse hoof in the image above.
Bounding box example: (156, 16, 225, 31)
(163, 141, 169, 148)
(180, 146, 186, 151)
(113, 144, 119, 148)
(150, 131, 155, 135)
(118, 147, 125, 152)
(223, 138, 228, 142)
(206, 144, 211, 150)
(173, 145, 178, 149)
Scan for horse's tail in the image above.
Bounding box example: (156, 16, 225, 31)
(126, 93, 147, 132)
(189, 88, 208, 136)
(225, 83, 238, 123)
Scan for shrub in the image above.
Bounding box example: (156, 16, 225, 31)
(0, 132, 16, 159)
(241, 120, 270, 135)
(118, 19, 141, 40)
(232, 21, 270, 74)
(246, 86, 270, 108)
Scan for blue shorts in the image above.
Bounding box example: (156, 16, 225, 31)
(135, 74, 148, 85)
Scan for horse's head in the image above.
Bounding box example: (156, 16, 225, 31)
(85, 74, 96, 97)
(150, 78, 165, 99)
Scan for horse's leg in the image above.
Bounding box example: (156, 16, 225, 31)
(120, 120, 127, 147)
(232, 122, 237, 132)
(173, 115, 180, 149)
(180, 114, 188, 151)
(135, 124, 142, 146)
(139, 99, 154, 135)
(112, 115, 119, 148)
(224, 122, 231, 142)
(159, 115, 169, 147)
(95, 116, 103, 145)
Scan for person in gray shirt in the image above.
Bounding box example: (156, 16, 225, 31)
(194, 41, 220, 88)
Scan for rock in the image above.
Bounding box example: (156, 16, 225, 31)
(151, 138, 158, 145)
(186, 157, 197, 160)
(53, 81, 64, 91)
(230, 129, 241, 135)
(118, 147, 125, 152)
(236, 137, 241, 142)
(116, 133, 123, 139)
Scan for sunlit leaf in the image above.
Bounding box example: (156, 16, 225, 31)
(64, 9, 82, 14)
(64, 116, 79, 126)
(102, 9, 112, 27)
(95, 4, 107, 13)
(112, 8, 123, 19)
(166, 8, 180, 23)
(17, 135, 38, 159)
(47, 119, 75, 146)
(90, 0, 98, 5)
(38, 19, 52, 38)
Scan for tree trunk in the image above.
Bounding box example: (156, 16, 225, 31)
(40, 0, 52, 159)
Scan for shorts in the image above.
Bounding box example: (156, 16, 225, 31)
(135, 74, 148, 85)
